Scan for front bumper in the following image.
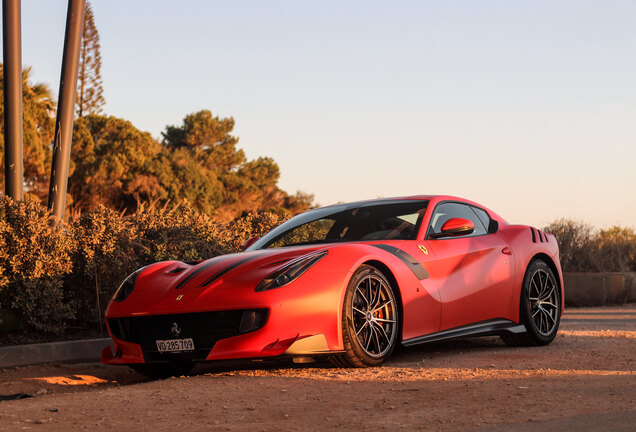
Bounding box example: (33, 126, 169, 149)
(102, 270, 350, 365)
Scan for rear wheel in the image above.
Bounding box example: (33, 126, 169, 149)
(330, 265, 399, 367)
(130, 362, 195, 379)
(502, 260, 561, 346)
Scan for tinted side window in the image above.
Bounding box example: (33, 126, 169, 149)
(470, 206, 492, 232)
(269, 219, 335, 248)
(428, 202, 488, 238)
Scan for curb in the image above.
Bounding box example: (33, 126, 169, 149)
(0, 338, 112, 368)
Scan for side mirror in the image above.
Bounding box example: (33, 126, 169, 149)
(242, 236, 259, 250)
(488, 219, 499, 234)
(431, 218, 474, 238)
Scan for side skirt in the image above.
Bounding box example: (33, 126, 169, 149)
(402, 319, 526, 347)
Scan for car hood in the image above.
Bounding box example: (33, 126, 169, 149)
(158, 246, 328, 289)
(106, 246, 340, 316)
(118, 245, 331, 303)
(105, 240, 413, 317)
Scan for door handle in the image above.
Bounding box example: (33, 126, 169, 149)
(502, 246, 512, 255)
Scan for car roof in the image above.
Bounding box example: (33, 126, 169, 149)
(315, 195, 506, 223)
(318, 195, 466, 208)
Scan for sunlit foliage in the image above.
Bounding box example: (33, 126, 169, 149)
(0, 197, 285, 334)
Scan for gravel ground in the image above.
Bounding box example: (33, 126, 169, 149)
(0, 304, 634, 431)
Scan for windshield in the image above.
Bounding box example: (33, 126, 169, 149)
(250, 200, 429, 249)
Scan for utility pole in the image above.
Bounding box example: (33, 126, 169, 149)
(47, 0, 85, 222)
(2, 0, 24, 200)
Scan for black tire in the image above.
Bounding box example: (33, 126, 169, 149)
(502, 260, 561, 347)
(130, 362, 195, 380)
(330, 265, 399, 367)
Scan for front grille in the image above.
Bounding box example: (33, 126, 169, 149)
(108, 310, 261, 363)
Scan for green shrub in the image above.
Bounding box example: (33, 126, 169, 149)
(129, 200, 226, 262)
(0, 197, 287, 339)
(219, 211, 290, 252)
(66, 205, 139, 329)
(0, 197, 74, 333)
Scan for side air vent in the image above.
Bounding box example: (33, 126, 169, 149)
(531, 228, 551, 243)
(168, 267, 187, 274)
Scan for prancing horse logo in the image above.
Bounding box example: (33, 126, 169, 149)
(171, 322, 181, 337)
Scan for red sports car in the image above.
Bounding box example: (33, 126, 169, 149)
(102, 195, 563, 377)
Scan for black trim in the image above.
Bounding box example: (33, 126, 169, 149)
(488, 219, 499, 234)
(371, 244, 429, 280)
(402, 319, 526, 347)
(530, 227, 536, 243)
(108, 310, 267, 363)
(254, 199, 430, 250)
(198, 256, 256, 288)
(174, 257, 231, 290)
(175, 255, 242, 289)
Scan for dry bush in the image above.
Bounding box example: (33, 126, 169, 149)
(590, 226, 636, 272)
(543, 219, 636, 272)
(543, 219, 595, 272)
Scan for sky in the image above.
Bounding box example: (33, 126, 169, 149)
(3, 0, 635, 228)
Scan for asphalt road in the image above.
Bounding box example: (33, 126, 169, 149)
(0, 304, 634, 431)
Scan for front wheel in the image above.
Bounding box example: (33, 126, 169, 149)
(330, 265, 399, 367)
(502, 260, 561, 346)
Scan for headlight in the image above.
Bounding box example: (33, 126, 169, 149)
(113, 267, 145, 303)
(256, 250, 328, 292)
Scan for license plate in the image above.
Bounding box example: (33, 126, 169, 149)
(156, 338, 195, 353)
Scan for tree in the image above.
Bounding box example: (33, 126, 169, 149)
(66, 109, 312, 218)
(0, 66, 56, 201)
(69, 115, 162, 211)
(162, 110, 247, 216)
(163, 110, 245, 171)
(76, 1, 105, 117)
(162, 110, 313, 219)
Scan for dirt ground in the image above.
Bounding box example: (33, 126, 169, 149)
(0, 305, 634, 431)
